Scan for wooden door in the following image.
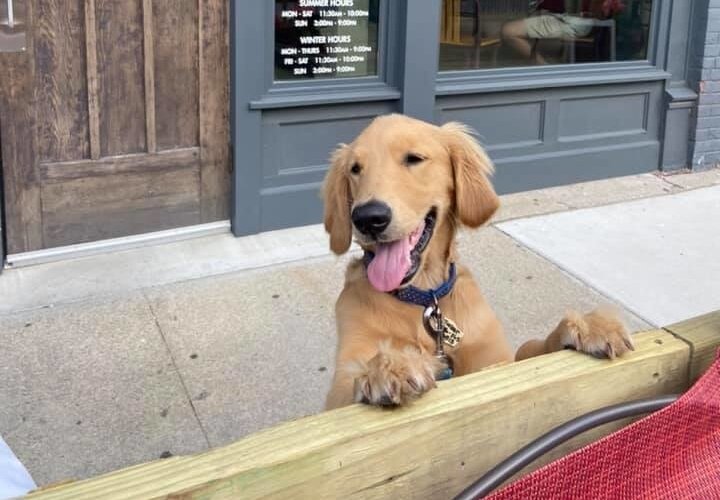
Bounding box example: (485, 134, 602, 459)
(0, 0, 229, 254)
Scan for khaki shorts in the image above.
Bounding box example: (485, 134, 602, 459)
(525, 13, 594, 39)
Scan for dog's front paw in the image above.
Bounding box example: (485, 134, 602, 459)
(353, 343, 442, 407)
(558, 307, 634, 359)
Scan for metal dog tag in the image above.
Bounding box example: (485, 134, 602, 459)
(422, 301, 461, 380)
(422, 303, 464, 349)
(441, 316, 464, 348)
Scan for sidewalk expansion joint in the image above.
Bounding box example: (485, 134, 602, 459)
(141, 290, 212, 449)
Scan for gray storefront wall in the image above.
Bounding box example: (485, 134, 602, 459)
(231, 1, 704, 237)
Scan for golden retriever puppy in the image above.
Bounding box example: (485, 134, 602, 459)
(322, 114, 633, 409)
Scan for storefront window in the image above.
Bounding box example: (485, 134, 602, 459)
(274, 0, 380, 81)
(439, 0, 653, 71)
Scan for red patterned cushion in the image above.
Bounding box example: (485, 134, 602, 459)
(487, 354, 720, 500)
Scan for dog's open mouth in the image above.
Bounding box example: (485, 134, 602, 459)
(366, 208, 437, 292)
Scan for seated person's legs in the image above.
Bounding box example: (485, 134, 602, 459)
(501, 19, 538, 63)
(503, 15, 582, 65)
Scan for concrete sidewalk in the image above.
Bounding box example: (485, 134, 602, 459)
(1, 168, 719, 487)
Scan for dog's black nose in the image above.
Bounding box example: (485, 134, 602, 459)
(352, 201, 392, 237)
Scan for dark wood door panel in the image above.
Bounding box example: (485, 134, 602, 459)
(96, 0, 147, 157)
(0, 0, 230, 254)
(0, 1, 43, 254)
(198, 0, 230, 222)
(41, 162, 201, 247)
(35, 0, 90, 163)
(153, 0, 200, 151)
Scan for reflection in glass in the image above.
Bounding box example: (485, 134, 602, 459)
(274, 0, 380, 81)
(439, 0, 653, 71)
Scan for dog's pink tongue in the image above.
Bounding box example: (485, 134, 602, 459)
(367, 238, 412, 292)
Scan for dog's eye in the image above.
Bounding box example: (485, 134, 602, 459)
(350, 162, 362, 175)
(404, 153, 425, 166)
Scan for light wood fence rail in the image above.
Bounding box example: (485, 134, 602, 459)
(28, 312, 720, 499)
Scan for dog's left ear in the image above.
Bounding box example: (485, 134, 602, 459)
(321, 144, 353, 254)
(441, 122, 499, 228)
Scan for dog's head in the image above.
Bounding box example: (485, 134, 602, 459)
(322, 114, 498, 292)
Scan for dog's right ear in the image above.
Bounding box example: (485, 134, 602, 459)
(442, 122, 499, 228)
(322, 144, 353, 254)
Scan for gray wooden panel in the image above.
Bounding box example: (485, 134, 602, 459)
(439, 101, 545, 151)
(259, 183, 326, 232)
(491, 141, 660, 195)
(662, 105, 692, 171)
(437, 81, 663, 194)
(257, 102, 396, 230)
(261, 105, 391, 188)
(558, 93, 648, 142)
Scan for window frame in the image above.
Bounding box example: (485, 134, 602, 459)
(250, 0, 402, 110)
(434, 0, 671, 96)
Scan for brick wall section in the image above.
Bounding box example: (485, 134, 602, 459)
(690, 0, 720, 169)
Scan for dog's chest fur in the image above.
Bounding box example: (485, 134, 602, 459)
(341, 260, 478, 358)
